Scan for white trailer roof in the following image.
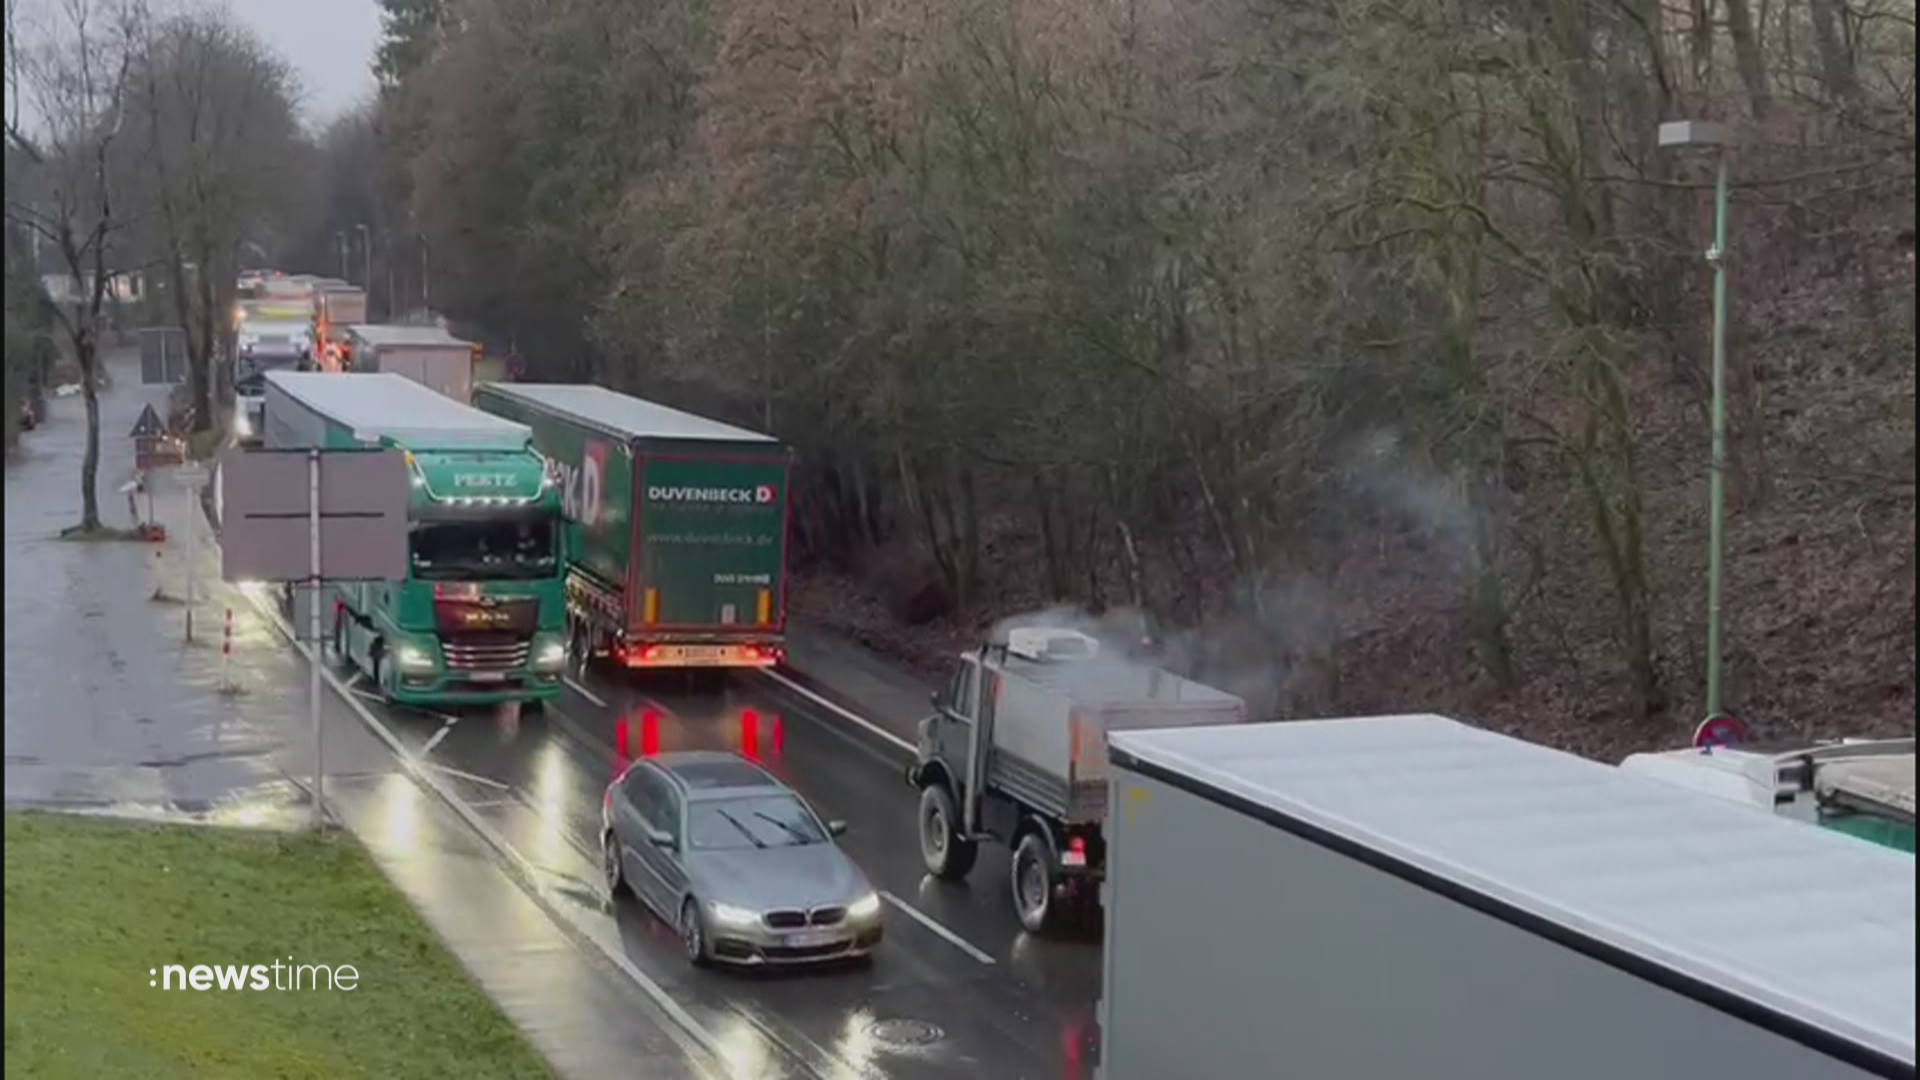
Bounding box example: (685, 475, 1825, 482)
(1108, 714, 1916, 1066)
(483, 383, 777, 444)
(264, 371, 530, 451)
(346, 324, 472, 348)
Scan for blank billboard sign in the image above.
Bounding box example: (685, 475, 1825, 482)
(219, 448, 410, 582)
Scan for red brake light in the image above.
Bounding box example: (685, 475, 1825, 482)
(1068, 836, 1087, 855)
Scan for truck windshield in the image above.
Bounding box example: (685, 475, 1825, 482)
(234, 354, 303, 394)
(410, 518, 558, 581)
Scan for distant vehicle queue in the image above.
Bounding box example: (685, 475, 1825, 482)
(234, 269, 797, 716)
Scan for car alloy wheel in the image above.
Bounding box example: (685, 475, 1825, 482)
(602, 833, 626, 897)
(681, 900, 710, 967)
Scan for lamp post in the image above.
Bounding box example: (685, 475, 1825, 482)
(335, 231, 348, 281)
(1658, 119, 1735, 723)
(356, 224, 372, 299)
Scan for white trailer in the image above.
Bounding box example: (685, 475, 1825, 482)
(909, 627, 1247, 932)
(346, 324, 477, 403)
(1100, 714, 1916, 1080)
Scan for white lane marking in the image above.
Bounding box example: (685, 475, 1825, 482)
(878, 890, 995, 965)
(239, 588, 736, 1074)
(756, 669, 914, 753)
(420, 716, 459, 757)
(563, 675, 608, 709)
(342, 670, 364, 691)
(421, 763, 511, 791)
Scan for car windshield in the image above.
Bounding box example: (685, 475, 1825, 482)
(410, 518, 558, 581)
(688, 795, 826, 851)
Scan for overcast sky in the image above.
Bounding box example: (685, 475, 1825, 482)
(226, 0, 384, 126)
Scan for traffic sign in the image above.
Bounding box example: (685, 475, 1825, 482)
(129, 403, 167, 438)
(1693, 715, 1749, 749)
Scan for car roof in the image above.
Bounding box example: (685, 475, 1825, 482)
(646, 752, 785, 799)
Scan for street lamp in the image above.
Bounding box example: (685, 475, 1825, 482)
(355, 224, 372, 299)
(1658, 119, 1735, 723)
(335, 231, 348, 281)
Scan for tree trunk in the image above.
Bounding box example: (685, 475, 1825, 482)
(1721, 0, 1773, 120)
(78, 338, 103, 531)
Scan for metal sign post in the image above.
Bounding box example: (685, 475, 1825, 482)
(309, 449, 323, 823)
(219, 447, 408, 827)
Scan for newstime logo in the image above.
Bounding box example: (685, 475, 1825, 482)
(648, 484, 777, 504)
(150, 958, 360, 991)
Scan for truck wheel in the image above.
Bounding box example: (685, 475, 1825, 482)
(1011, 832, 1060, 935)
(918, 784, 977, 880)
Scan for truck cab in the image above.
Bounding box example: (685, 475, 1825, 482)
(1621, 737, 1916, 853)
(908, 627, 1247, 933)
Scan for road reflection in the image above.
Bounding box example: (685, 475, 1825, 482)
(375, 770, 420, 854)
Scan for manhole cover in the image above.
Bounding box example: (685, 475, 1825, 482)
(868, 1018, 943, 1047)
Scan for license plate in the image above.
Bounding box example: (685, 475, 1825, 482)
(783, 929, 838, 948)
(676, 646, 726, 662)
(469, 671, 506, 683)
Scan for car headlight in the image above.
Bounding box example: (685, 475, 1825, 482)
(533, 639, 566, 672)
(234, 410, 253, 437)
(708, 902, 759, 927)
(847, 892, 882, 920)
(394, 644, 436, 671)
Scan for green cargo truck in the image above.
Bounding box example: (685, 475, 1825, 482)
(473, 383, 793, 670)
(263, 371, 569, 707)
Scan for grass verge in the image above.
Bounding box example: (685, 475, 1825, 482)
(3, 813, 557, 1080)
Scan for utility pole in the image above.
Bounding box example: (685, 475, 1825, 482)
(1659, 119, 1737, 723)
(357, 224, 372, 304)
(336, 231, 348, 281)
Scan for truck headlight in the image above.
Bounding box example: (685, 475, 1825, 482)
(847, 892, 882, 920)
(533, 639, 567, 672)
(394, 644, 436, 671)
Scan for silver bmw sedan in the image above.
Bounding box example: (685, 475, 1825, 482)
(602, 750, 885, 966)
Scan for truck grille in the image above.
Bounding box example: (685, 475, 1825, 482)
(441, 635, 531, 671)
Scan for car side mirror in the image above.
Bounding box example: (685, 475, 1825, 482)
(826, 819, 848, 838)
(645, 826, 677, 851)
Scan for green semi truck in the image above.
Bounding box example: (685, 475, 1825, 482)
(474, 383, 793, 670)
(263, 371, 569, 707)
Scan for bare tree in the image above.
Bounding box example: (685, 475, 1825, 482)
(126, 6, 302, 432)
(5, 0, 143, 533)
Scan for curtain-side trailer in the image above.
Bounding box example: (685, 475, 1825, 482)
(1100, 714, 1916, 1080)
(474, 382, 794, 671)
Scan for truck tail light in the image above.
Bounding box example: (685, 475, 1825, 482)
(756, 589, 772, 626)
(1063, 835, 1088, 867)
(643, 587, 659, 625)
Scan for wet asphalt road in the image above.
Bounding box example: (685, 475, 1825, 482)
(334, 658, 1103, 1080)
